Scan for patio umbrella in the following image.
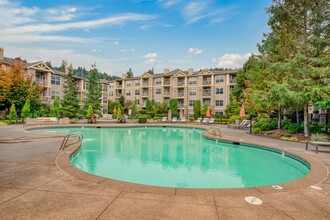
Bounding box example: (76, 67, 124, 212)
(239, 105, 246, 117)
(113, 106, 117, 114)
(206, 107, 211, 118)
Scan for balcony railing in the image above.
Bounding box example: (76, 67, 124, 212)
(229, 79, 236, 84)
(135, 83, 140, 86)
(163, 80, 170, 85)
(203, 80, 211, 85)
(116, 84, 122, 88)
(142, 92, 149, 96)
(164, 91, 170, 96)
(142, 83, 149, 87)
(177, 93, 184, 97)
(178, 104, 184, 108)
(116, 93, 122, 97)
(36, 79, 45, 85)
(203, 92, 211, 96)
(177, 81, 185, 86)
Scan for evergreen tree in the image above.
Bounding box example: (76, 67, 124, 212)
(86, 105, 93, 119)
(9, 103, 17, 122)
(21, 99, 31, 120)
(60, 64, 81, 118)
(50, 97, 60, 118)
(169, 99, 178, 116)
(126, 68, 133, 78)
(146, 99, 152, 112)
(84, 63, 103, 116)
(193, 100, 201, 120)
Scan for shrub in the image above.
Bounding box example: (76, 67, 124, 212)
(308, 125, 322, 134)
(284, 133, 292, 137)
(253, 128, 261, 134)
(221, 119, 228, 124)
(265, 131, 274, 135)
(282, 120, 291, 129)
(311, 133, 329, 142)
(288, 124, 303, 134)
(138, 115, 148, 123)
(228, 115, 241, 124)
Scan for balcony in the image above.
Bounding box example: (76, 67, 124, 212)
(178, 104, 184, 108)
(203, 92, 211, 96)
(229, 79, 236, 84)
(177, 81, 185, 86)
(164, 91, 170, 96)
(163, 80, 170, 85)
(36, 78, 46, 85)
(116, 93, 122, 97)
(116, 84, 122, 88)
(203, 80, 211, 85)
(177, 92, 184, 97)
(142, 92, 149, 97)
(142, 83, 149, 87)
(135, 83, 140, 86)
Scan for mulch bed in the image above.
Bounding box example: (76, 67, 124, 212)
(253, 129, 310, 142)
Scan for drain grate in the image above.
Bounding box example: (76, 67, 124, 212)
(245, 196, 263, 205)
(310, 185, 322, 190)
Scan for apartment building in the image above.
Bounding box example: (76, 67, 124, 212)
(1, 48, 238, 116)
(0, 48, 110, 113)
(109, 68, 238, 117)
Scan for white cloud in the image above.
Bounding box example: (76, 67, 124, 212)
(183, 2, 208, 18)
(44, 7, 77, 22)
(139, 24, 152, 30)
(114, 41, 120, 45)
(145, 53, 158, 58)
(91, 49, 102, 53)
(211, 58, 217, 63)
(217, 53, 252, 69)
(188, 48, 202, 55)
(0, 34, 94, 43)
(158, 0, 181, 8)
(2, 13, 156, 34)
(144, 53, 159, 64)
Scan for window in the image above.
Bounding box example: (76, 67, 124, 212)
(102, 84, 108, 92)
(189, 88, 197, 96)
(204, 99, 210, 106)
(51, 75, 60, 85)
(216, 88, 224, 95)
(156, 89, 161, 95)
(126, 90, 131, 96)
(135, 90, 140, 95)
(189, 77, 197, 85)
(103, 97, 107, 104)
(189, 100, 195, 106)
(155, 78, 162, 85)
(215, 75, 224, 83)
(126, 81, 131, 87)
(109, 91, 113, 96)
(135, 80, 140, 86)
(51, 91, 60, 100)
(215, 100, 224, 106)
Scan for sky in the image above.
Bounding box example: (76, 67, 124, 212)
(0, 0, 272, 76)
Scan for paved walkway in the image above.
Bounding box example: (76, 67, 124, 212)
(0, 124, 329, 219)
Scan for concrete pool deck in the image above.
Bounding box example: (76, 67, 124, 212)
(0, 124, 329, 219)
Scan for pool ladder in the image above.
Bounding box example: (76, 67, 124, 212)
(60, 133, 83, 150)
(207, 127, 222, 138)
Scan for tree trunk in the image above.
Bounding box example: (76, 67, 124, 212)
(312, 105, 318, 125)
(296, 109, 300, 124)
(283, 108, 288, 121)
(278, 107, 282, 130)
(303, 102, 309, 137)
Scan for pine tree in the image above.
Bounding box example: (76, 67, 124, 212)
(193, 100, 201, 120)
(60, 64, 81, 119)
(21, 99, 31, 120)
(50, 97, 60, 118)
(126, 68, 133, 78)
(9, 103, 17, 122)
(84, 64, 102, 116)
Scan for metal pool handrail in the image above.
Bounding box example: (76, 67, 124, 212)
(60, 133, 83, 150)
(207, 127, 222, 137)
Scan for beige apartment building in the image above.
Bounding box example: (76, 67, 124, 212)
(109, 68, 238, 117)
(1, 48, 238, 116)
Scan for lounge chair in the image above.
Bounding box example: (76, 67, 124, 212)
(195, 118, 202, 124)
(208, 118, 215, 125)
(202, 118, 209, 124)
(161, 117, 167, 123)
(234, 120, 250, 129)
(228, 120, 247, 129)
(171, 117, 178, 123)
(180, 116, 187, 123)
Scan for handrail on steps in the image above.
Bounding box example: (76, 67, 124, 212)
(60, 133, 83, 150)
(207, 127, 222, 138)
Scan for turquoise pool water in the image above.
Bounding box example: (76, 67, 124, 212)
(39, 126, 310, 188)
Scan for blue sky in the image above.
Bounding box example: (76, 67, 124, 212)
(0, 0, 271, 76)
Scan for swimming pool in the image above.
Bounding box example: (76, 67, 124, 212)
(40, 126, 310, 188)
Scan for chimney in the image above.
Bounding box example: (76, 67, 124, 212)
(164, 68, 170, 74)
(188, 68, 193, 75)
(0, 47, 4, 60)
(122, 73, 127, 79)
